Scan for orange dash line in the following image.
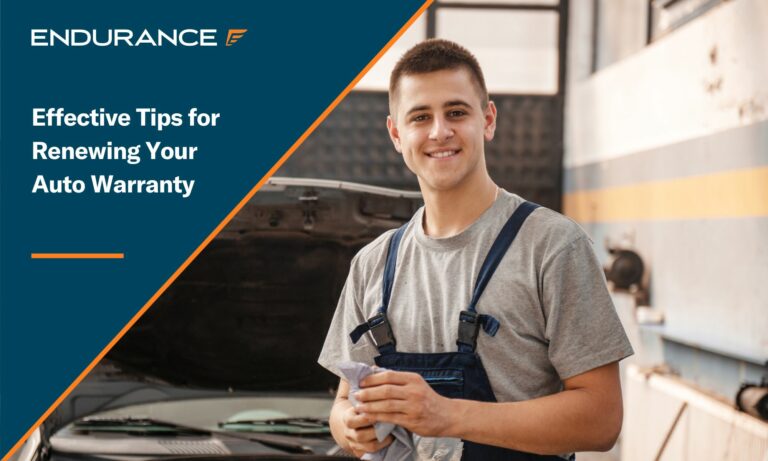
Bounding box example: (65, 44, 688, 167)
(31, 253, 125, 259)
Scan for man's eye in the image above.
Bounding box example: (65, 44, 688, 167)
(412, 114, 429, 122)
(448, 110, 466, 117)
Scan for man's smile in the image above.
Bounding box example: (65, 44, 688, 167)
(425, 148, 461, 159)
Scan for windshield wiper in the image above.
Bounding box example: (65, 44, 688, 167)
(225, 417, 329, 426)
(219, 417, 330, 435)
(73, 417, 208, 435)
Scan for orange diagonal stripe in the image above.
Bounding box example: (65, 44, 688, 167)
(31, 253, 124, 259)
(2, 2, 433, 460)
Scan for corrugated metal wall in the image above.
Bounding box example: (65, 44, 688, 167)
(280, 91, 564, 211)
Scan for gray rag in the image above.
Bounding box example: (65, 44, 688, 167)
(338, 361, 415, 461)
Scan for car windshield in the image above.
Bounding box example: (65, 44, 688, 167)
(73, 396, 334, 433)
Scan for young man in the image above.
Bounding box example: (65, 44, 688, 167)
(318, 39, 633, 460)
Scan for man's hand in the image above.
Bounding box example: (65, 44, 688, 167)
(335, 362, 622, 455)
(341, 405, 394, 457)
(329, 379, 394, 458)
(355, 370, 454, 437)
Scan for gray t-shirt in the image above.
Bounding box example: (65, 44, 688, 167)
(318, 190, 633, 444)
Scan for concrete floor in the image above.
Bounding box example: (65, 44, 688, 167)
(578, 451, 619, 461)
(577, 439, 621, 461)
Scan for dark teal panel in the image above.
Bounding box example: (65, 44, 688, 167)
(0, 0, 424, 453)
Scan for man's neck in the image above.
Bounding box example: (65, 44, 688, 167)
(421, 177, 499, 238)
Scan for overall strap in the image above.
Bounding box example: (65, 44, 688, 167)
(380, 223, 407, 315)
(349, 224, 408, 354)
(457, 201, 540, 352)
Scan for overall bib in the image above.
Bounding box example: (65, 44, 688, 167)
(350, 201, 572, 461)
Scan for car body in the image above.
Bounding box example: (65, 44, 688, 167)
(19, 178, 423, 461)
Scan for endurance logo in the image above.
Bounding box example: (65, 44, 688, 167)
(225, 29, 247, 46)
(30, 28, 248, 47)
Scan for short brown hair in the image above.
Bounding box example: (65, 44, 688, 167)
(389, 39, 488, 115)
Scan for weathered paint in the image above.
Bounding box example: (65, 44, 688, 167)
(565, 0, 768, 407)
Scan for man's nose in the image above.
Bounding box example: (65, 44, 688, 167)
(428, 116, 454, 141)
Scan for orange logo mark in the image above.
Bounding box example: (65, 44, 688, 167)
(226, 29, 247, 46)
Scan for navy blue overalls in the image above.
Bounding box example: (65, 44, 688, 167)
(350, 201, 572, 461)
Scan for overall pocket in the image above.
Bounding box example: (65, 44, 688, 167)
(418, 369, 464, 399)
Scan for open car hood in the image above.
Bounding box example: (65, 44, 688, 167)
(45, 177, 422, 438)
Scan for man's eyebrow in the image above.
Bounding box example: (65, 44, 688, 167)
(405, 104, 430, 117)
(404, 100, 472, 117)
(444, 100, 471, 109)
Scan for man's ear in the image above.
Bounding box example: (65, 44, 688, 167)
(484, 100, 497, 142)
(387, 115, 402, 153)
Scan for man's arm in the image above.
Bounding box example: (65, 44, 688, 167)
(354, 362, 623, 455)
(330, 379, 394, 458)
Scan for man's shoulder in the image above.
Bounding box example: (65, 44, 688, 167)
(357, 228, 397, 259)
(508, 194, 592, 256)
(351, 224, 406, 274)
(530, 205, 588, 241)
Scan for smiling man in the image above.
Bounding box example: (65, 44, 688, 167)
(318, 39, 633, 460)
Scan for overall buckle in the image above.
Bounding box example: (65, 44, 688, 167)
(369, 312, 396, 349)
(456, 310, 481, 350)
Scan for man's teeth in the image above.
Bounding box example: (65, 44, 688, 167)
(429, 150, 457, 158)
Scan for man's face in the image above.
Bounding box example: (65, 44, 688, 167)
(387, 68, 496, 194)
